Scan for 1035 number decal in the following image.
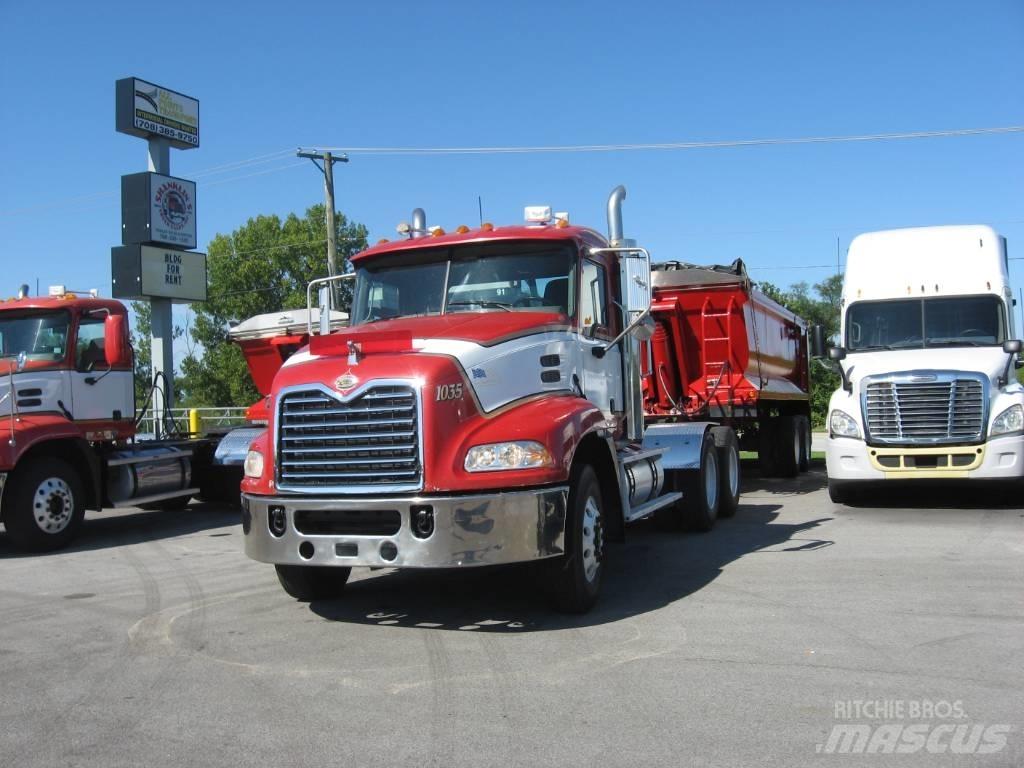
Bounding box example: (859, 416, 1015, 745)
(435, 383, 464, 401)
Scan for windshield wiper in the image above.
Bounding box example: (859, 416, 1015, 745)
(446, 301, 513, 312)
(927, 339, 988, 347)
(853, 344, 896, 351)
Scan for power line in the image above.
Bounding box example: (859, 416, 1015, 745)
(320, 125, 1024, 156)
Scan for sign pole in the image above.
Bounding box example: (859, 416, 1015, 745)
(147, 136, 173, 439)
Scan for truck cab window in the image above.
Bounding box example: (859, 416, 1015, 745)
(75, 318, 107, 371)
(0, 311, 70, 363)
(579, 259, 607, 335)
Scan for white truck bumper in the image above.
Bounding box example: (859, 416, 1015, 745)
(241, 487, 568, 569)
(826, 435, 1024, 481)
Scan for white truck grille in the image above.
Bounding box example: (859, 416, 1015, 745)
(863, 376, 985, 445)
(276, 384, 421, 491)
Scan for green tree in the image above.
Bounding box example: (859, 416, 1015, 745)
(179, 204, 368, 407)
(759, 274, 843, 428)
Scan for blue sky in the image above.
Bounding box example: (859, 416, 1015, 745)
(2, 0, 1022, 345)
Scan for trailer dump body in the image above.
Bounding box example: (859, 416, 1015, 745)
(643, 260, 809, 420)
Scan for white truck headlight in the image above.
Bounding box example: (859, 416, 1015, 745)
(829, 409, 861, 439)
(991, 404, 1024, 436)
(464, 441, 553, 472)
(243, 449, 265, 478)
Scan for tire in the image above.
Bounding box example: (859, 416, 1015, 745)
(546, 464, 605, 614)
(711, 427, 740, 518)
(827, 479, 859, 505)
(774, 415, 800, 478)
(757, 419, 779, 477)
(140, 495, 191, 512)
(797, 415, 812, 472)
(683, 430, 720, 532)
(2, 457, 85, 552)
(275, 564, 352, 601)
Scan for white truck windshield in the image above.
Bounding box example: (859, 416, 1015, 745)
(351, 242, 575, 325)
(846, 295, 1005, 351)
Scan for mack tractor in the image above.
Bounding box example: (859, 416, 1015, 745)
(239, 187, 811, 612)
(0, 287, 213, 550)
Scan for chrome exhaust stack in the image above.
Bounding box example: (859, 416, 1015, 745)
(16, 284, 29, 300)
(411, 208, 427, 238)
(607, 185, 627, 246)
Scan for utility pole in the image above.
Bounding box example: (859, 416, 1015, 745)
(297, 149, 349, 279)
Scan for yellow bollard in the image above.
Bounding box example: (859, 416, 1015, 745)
(188, 408, 202, 436)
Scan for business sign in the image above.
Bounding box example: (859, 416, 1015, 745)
(121, 172, 197, 249)
(112, 245, 207, 303)
(115, 78, 199, 149)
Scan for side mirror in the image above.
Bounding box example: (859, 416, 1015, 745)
(828, 346, 847, 362)
(15, 350, 27, 372)
(809, 325, 827, 358)
(629, 314, 656, 342)
(104, 314, 130, 368)
(1002, 339, 1021, 354)
(318, 285, 333, 336)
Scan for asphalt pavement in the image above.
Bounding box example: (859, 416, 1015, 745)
(1, 465, 1021, 767)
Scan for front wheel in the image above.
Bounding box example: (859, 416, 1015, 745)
(275, 565, 351, 601)
(2, 457, 85, 552)
(546, 464, 604, 614)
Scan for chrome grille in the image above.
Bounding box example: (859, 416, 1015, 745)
(277, 384, 421, 490)
(864, 377, 984, 444)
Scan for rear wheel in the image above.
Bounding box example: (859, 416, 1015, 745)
(797, 415, 812, 472)
(546, 464, 604, 614)
(774, 415, 801, 478)
(275, 565, 352, 601)
(757, 419, 779, 477)
(711, 427, 740, 518)
(2, 457, 85, 552)
(684, 431, 721, 532)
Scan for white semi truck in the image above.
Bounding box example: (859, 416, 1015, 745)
(811, 225, 1024, 503)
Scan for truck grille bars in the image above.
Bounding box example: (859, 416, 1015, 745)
(863, 374, 986, 445)
(276, 383, 422, 492)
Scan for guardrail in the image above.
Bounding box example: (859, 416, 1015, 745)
(135, 406, 250, 437)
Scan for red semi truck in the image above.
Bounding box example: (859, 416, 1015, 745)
(240, 187, 812, 612)
(0, 288, 215, 550)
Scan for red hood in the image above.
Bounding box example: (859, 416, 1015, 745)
(310, 311, 570, 356)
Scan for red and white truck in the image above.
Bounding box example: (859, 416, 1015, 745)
(240, 187, 812, 612)
(0, 287, 211, 550)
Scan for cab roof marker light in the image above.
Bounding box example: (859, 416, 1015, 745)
(480, 222, 494, 231)
(455, 225, 470, 234)
(430, 226, 445, 237)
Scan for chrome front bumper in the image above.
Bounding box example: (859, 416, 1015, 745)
(241, 487, 568, 568)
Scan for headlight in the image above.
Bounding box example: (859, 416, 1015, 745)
(991, 404, 1024, 436)
(829, 409, 861, 439)
(464, 441, 553, 472)
(243, 449, 264, 478)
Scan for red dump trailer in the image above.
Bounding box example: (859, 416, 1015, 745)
(641, 260, 812, 477)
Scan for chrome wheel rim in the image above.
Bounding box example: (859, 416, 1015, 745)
(33, 477, 74, 534)
(580, 495, 602, 583)
(705, 451, 719, 510)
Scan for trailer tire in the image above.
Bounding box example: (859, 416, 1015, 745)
(683, 430, 720, 532)
(546, 463, 604, 614)
(774, 415, 801, 478)
(797, 415, 812, 472)
(2, 457, 85, 552)
(275, 565, 351, 602)
(757, 419, 779, 477)
(711, 427, 740, 518)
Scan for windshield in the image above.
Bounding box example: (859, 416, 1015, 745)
(350, 242, 575, 325)
(846, 295, 1005, 351)
(0, 310, 70, 362)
